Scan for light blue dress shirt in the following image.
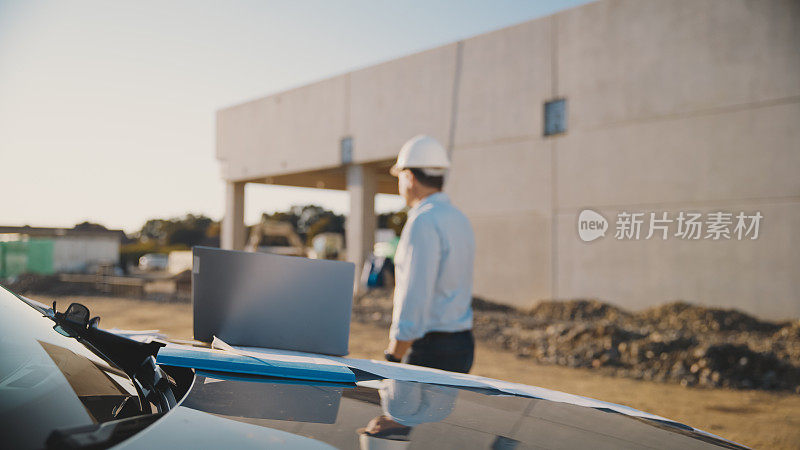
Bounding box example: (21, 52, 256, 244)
(390, 192, 476, 342)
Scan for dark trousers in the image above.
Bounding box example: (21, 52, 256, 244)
(403, 330, 474, 374)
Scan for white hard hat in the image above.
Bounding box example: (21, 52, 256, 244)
(389, 135, 450, 177)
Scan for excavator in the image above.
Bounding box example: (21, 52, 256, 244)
(244, 219, 306, 257)
(244, 218, 344, 260)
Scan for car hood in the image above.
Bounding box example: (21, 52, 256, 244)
(115, 366, 746, 449)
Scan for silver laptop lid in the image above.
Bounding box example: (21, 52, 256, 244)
(192, 246, 355, 356)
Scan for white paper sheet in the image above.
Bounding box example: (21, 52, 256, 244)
(225, 344, 675, 423)
(210, 336, 350, 369)
(106, 328, 168, 343)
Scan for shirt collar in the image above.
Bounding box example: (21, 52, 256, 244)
(410, 192, 449, 213)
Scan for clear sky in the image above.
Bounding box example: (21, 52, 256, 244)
(0, 0, 591, 234)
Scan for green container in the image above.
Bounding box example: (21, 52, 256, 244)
(26, 239, 54, 274)
(1, 241, 28, 278)
(0, 239, 55, 278)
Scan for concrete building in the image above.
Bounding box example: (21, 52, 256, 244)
(217, 0, 800, 319)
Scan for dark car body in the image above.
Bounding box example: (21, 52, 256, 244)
(118, 371, 748, 450)
(0, 284, 746, 449)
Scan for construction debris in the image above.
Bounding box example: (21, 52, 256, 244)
(354, 290, 800, 393)
(5, 273, 96, 297)
(5, 272, 188, 302)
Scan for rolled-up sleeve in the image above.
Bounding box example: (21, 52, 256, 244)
(389, 216, 441, 341)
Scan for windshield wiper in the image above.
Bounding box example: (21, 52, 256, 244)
(50, 302, 177, 412)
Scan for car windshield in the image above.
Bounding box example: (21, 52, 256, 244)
(0, 286, 141, 449)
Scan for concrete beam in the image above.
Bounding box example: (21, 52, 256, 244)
(221, 181, 246, 250)
(346, 164, 377, 291)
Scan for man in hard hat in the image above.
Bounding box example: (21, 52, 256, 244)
(383, 135, 476, 374)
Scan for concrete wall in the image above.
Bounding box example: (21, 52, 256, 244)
(349, 44, 458, 163)
(217, 75, 349, 181)
(52, 237, 120, 272)
(216, 44, 460, 181)
(217, 0, 800, 319)
(445, 15, 555, 304)
(550, 0, 800, 318)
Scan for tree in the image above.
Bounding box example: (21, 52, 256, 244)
(165, 214, 213, 247)
(136, 214, 215, 247)
(73, 221, 109, 231)
(138, 219, 171, 243)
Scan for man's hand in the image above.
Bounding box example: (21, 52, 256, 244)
(385, 339, 412, 361)
(363, 415, 410, 436)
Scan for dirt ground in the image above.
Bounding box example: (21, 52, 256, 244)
(40, 295, 800, 449)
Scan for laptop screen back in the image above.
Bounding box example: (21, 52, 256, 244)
(192, 246, 355, 356)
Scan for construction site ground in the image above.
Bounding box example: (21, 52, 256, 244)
(29, 294, 800, 450)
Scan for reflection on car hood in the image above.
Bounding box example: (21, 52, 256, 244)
(114, 405, 336, 449)
(119, 367, 746, 450)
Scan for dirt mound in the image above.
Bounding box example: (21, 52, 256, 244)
(685, 343, 800, 390)
(353, 288, 394, 326)
(636, 301, 782, 333)
(528, 299, 629, 322)
(472, 296, 516, 313)
(352, 293, 800, 393)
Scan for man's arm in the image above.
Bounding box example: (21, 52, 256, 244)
(385, 216, 441, 360)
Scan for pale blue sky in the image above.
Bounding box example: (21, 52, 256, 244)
(0, 0, 591, 233)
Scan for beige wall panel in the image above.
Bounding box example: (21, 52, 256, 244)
(557, 0, 800, 129)
(349, 44, 458, 162)
(447, 139, 552, 215)
(555, 102, 800, 209)
(556, 201, 799, 319)
(470, 211, 551, 308)
(454, 18, 552, 147)
(218, 75, 348, 180)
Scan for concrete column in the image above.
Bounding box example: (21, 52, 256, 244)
(346, 164, 377, 290)
(221, 181, 246, 250)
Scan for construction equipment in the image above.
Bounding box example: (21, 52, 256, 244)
(245, 219, 306, 257)
(309, 233, 343, 260)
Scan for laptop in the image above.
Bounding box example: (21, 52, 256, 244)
(192, 246, 355, 356)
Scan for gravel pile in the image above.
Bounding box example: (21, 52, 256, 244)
(4, 274, 98, 296)
(353, 290, 800, 392)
